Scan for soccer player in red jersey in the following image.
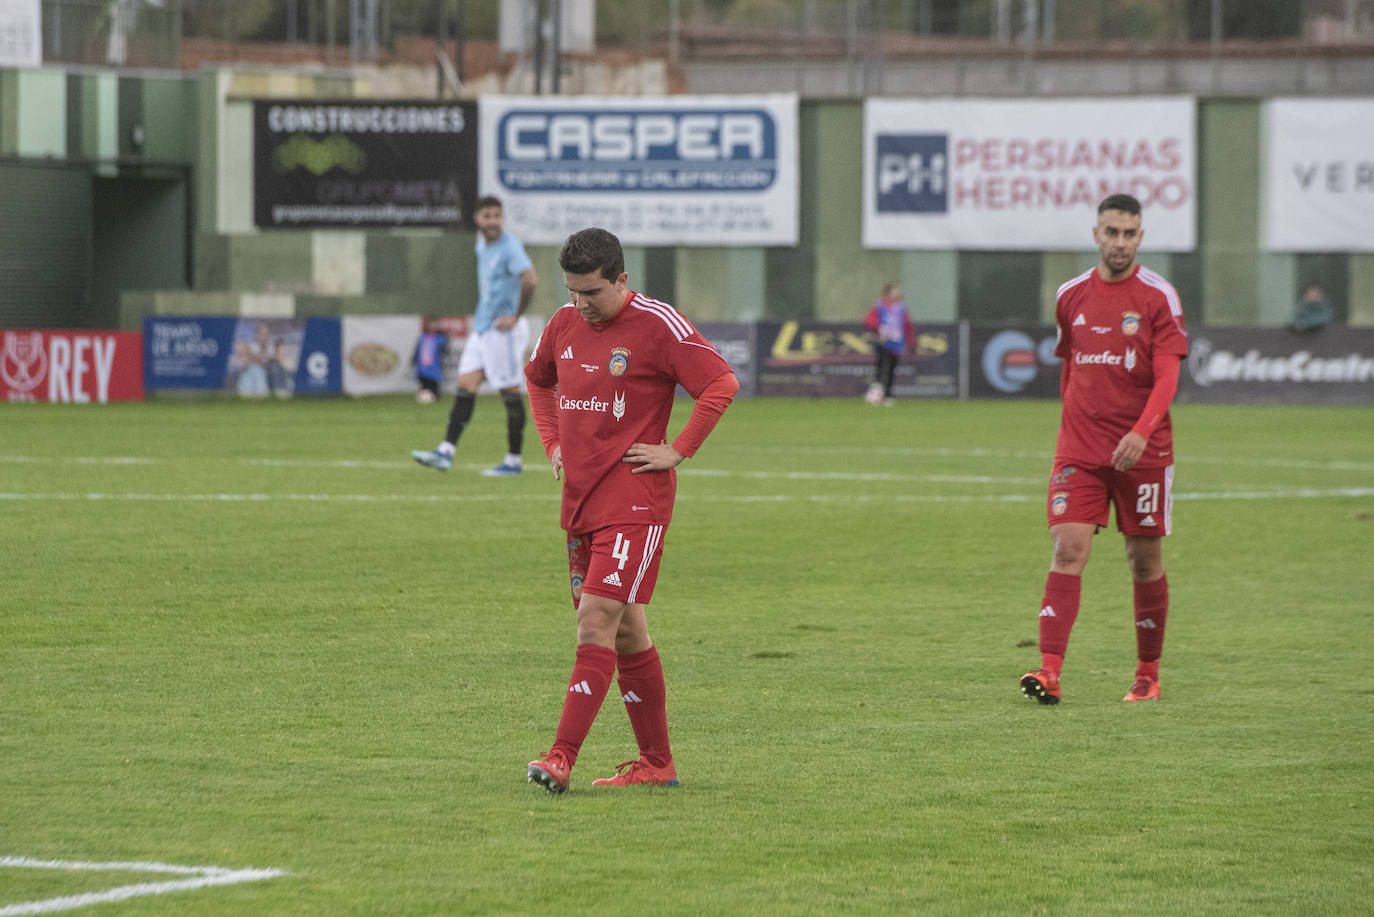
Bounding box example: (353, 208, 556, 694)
(1020, 194, 1189, 706)
(523, 227, 739, 792)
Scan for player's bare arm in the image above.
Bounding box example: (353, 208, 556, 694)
(622, 442, 685, 473)
(549, 444, 564, 481)
(1111, 431, 1147, 471)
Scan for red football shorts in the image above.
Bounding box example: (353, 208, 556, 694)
(566, 524, 667, 608)
(1045, 460, 1174, 536)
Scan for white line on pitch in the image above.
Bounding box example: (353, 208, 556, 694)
(2, 488, 1372, 505)
(5, 450, 1374, 473)
(0, 857, 286, 915)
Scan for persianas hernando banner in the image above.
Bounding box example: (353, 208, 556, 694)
(864, 97, 1196, 251)
(1264, 98, 1374, 252)
(1, 330, 143, 403)
(479, 94, 799, 246)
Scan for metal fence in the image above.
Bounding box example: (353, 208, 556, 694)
(31, 0, 1374, 72)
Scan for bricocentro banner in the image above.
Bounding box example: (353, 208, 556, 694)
(254, 100, 478, 229)
(1180, 327, 1374, 405)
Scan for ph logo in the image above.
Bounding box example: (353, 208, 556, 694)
(875, 134, 948, 213)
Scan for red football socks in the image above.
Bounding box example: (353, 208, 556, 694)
(550, 643, 618, 764)
(1133, 574, 1169, 664)
(1038, 571, 1082, 668)
(616, 645, 673, 768)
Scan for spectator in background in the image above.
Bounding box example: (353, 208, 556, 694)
(863, 282, 915, 406)
(1290, 281, 1334, 333)
(412, 316, 448, 403)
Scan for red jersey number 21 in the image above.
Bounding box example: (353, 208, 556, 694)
(611, 533, 632, 570)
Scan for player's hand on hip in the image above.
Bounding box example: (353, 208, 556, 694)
(549, 445, 564, 481)
(1111, 431, 1146, 471)
(623, 442, 684, 474)
(493, 315, 516, 331)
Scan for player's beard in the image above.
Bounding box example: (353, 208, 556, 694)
(1105, 251, 1133, 275)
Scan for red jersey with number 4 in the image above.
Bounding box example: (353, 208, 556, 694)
(525, 291, 733, 533)
(1054, 264, 1188, 469)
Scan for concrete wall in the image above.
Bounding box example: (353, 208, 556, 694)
(2, 61, 1373, 331)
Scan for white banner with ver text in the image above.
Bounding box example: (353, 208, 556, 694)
(863, 98, 1196, 251)
(479, 94, 799, 247)
(1264, 98, 1374, 252)
(0, 0, 40, 67)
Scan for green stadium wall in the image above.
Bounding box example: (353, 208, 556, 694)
(0, 63, 1370, 332)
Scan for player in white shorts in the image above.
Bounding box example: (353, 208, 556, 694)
(411, 195, 538, 476)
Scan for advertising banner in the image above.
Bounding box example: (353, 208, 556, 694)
(1180, 327, 1374, 405)
(863, 98, 1196, 251)
(1263, 99, 1374, 252)
(254, 100, 478, 228)
(479, 94, 799, 246)
(967, 324, 1063, 399)
(695, 322, 757, 398)
(0, 0, 41, 67)
(145, 317, 341, 395)
(755, 321, 959, 398)
(342, 316, 423, 396)
(1, 329, 143, 403)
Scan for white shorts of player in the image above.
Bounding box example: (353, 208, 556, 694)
(457, 317, 530, 390)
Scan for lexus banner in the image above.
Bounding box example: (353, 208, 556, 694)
(254, 100, 478, 228)
(755, 321, 960, 398)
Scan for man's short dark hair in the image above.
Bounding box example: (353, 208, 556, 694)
(1098, 194, 1141, 216)
(559, 228, 625, 282)
(475, 195, 503, 212)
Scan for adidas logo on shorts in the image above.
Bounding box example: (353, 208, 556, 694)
(602, 571, 623, 587)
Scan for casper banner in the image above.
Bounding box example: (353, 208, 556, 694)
(1264, 99, 1374, 252)
(254, 100, 478, 228)
(479, 94, 799, 246)
(864, 98, 1196, 251)
(1, 329, 143, 403)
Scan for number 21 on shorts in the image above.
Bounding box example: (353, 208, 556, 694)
(1136, 483, 1160, 514)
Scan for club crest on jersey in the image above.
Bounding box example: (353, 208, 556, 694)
(1052, 492, 1070, 516)
(1121, 311, 1141, 336)
(609, 347, 631, 377)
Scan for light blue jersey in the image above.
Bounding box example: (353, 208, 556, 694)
(473, 232, 534, 334)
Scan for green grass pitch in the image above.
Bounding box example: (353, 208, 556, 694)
(3, 396, 1372, 915)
